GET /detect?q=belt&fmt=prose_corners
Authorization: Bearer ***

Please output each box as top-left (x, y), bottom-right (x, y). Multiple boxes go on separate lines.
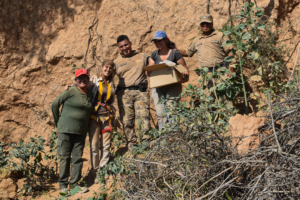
top-left (119, 86), bottom-right (139, 91)
top-left (91, 103), bottom-right (115, 134)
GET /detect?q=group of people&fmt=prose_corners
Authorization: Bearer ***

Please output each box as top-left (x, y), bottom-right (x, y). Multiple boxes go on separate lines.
top-left (51, 14), bottom-right (233, 195)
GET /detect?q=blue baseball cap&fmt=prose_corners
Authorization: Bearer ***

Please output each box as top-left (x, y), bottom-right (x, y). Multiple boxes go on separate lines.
top-left (152, 31), bottom-right (168, 42)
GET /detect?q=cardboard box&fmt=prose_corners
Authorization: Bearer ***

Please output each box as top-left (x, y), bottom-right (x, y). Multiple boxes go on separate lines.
top-left (144, 63), bottom-right (187, 88)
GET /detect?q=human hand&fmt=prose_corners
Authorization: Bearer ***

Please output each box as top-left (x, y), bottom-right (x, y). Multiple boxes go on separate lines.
top-left (180, 72), bottom-right (189, 83)
top-left (64, 85), bottom-right (71, 90)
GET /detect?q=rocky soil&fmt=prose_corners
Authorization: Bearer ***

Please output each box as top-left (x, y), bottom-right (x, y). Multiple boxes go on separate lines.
top-left (0, 0), bottom-right (300, 199)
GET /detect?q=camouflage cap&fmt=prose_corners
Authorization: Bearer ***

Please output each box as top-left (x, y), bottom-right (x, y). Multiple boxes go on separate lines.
top-left (200, 14), bottom-right (213, 23)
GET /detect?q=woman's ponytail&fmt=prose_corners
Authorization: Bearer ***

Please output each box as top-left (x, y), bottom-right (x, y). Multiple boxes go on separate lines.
top-left (165, 38), bottom-right (176, 49)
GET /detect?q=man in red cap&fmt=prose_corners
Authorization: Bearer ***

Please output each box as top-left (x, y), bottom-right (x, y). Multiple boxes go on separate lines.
top-left (52, 68), bottom-right (92, 195)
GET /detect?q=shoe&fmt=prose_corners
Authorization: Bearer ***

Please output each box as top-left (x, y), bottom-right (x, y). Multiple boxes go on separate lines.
top-left (60, 188), bottom-right (70, 197)
top-left (127, 142), bottom-right (134, 150)
top-left (72, 185), bottom-right (88, 194)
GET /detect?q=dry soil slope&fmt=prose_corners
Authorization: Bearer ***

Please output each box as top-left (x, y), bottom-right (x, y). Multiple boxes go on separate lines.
top-left (0, 0), bottom-right (299, 144)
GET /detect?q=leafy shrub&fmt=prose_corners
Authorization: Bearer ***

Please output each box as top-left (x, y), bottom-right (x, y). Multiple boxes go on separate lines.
top-left (216, 1), bottom-right (290, 113)
top-left (90, 82), bottom-right (238, 199)
top-left (92, 73), bottom-right (300, 199)
top-left (0, 132), bottom-right (58, 194)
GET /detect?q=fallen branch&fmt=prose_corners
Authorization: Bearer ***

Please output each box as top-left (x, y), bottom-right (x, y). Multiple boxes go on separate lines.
top-left (193, 166), bottom-right (233, 196)
top-left (287, 43), bottom-right (300, 84)
top-left (195, 177), bottom-right (239, 200)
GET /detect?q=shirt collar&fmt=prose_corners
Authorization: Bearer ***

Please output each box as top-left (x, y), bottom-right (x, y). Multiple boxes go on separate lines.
top-left (199, 29), bottom-right (217, 39)
top-left (99, 76), bottom-right (110, 83)
top-left (120, 50), bottom-right (138, 58)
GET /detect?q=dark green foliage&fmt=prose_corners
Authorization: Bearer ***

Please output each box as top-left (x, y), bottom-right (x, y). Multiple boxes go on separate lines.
top-left (91, 82), bottom-right (238, 199)
top-left (72, 64), bottom-right (86, 74)
top-left (0, 132), bottom-right (58, 195)
top-left (217, 1), bottom-right (290, 112)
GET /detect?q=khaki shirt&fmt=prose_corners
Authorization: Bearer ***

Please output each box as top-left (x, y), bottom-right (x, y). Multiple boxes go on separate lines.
top-left (187, 30), bottom-right (232, 68)
top-left (114, 51), bottom-right (148, 87)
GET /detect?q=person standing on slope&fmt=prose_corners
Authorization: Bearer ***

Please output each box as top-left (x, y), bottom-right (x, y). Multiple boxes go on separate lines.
top-left (114, 35), bottom-right (150, 150)
top-left (177, 14), bottom-right (234, 105)
top-left (52, 68), bottom-right (92, 195)
top-left (178, 14), bottom-right (234, 76)
top-left (147, 31), bottom-right (189, 131)
top-left (88, 60), bottom-right (116, 182)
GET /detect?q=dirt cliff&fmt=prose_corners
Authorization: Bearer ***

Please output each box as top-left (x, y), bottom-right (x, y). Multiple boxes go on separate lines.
top-left (0, 0), bottom-right (299, 146)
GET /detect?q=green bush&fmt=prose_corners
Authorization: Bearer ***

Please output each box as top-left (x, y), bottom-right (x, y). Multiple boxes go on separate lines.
top-left (0, 132), bottom-right (58, 195)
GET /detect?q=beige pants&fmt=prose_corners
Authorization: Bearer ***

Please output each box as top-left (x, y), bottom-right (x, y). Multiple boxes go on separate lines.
top-left (89, 118), bottom-right (112, 170)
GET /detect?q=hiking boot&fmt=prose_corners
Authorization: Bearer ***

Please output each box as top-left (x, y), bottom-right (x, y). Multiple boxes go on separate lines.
top-left (60, 188), bottom-right (70, 197)
top-left (127, 142), bottom-right (134, 150)
top-left (72, 185), bottom-right (88, 194)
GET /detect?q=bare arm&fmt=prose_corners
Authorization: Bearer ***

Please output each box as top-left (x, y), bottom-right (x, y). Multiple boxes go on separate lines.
top-left (145, 58), bottom-right (155, 76)
top-left (177, 49), bottom-right (189, 57)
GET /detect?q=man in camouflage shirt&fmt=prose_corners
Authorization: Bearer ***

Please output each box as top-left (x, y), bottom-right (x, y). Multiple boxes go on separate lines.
top-left (114, 35), bottom-right (150, 149)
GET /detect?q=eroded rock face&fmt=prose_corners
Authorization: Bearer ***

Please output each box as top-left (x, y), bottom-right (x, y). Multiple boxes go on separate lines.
top-left (0, 178), bottom-right (17, 199)
top-left (0, 0), bottom-right (299, 145)
top-left (229, 114), bottom-right (265, 152)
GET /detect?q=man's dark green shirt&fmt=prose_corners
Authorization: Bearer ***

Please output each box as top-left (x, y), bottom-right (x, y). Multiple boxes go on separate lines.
top-left (51, 86), bottom-right (93, 135)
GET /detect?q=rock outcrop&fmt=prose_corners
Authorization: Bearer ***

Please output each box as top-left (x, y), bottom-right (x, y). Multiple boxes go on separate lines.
top-left (229, 114), bottom-right (265, 152)
top-left (0, 178), bottom-right (17, 199)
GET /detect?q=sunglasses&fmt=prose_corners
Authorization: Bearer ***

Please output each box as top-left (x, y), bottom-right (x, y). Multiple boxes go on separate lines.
top-left (75, 76), bottom-right (89, 82)
top-left (200, 22), bottom-right (211, 27)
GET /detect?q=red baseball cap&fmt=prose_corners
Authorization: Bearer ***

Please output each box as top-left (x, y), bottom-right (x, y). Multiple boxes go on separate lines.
top-left (75, 68), bottom-right (89, 77)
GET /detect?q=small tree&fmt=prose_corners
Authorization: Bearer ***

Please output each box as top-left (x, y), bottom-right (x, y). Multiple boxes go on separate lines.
top-left (218, 1), bottom-right (289, 114)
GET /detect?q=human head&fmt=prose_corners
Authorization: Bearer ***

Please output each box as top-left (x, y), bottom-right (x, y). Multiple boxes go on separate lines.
top-left (199, 14), bottom-right (214, 34)
top-left (75, 68), bottom-right (89, 89)
top-left (117, 35), bottom-right (133, 57)
top-left (101, 60), bottom-right (115, 82)
top-left (152, 31), bottom-right (176, 49)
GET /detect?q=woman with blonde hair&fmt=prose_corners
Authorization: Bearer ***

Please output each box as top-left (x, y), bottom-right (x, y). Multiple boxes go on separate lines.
top-left (88, 60), bottom-right (116, 176)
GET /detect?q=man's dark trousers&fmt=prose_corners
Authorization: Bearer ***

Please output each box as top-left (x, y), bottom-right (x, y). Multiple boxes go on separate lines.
top-left (57, 132), bottom-right (86, 189)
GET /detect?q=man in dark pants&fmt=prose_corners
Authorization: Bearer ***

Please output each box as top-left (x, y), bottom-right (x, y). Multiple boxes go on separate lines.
top-left (114, 35), bottom-right (150, 150)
